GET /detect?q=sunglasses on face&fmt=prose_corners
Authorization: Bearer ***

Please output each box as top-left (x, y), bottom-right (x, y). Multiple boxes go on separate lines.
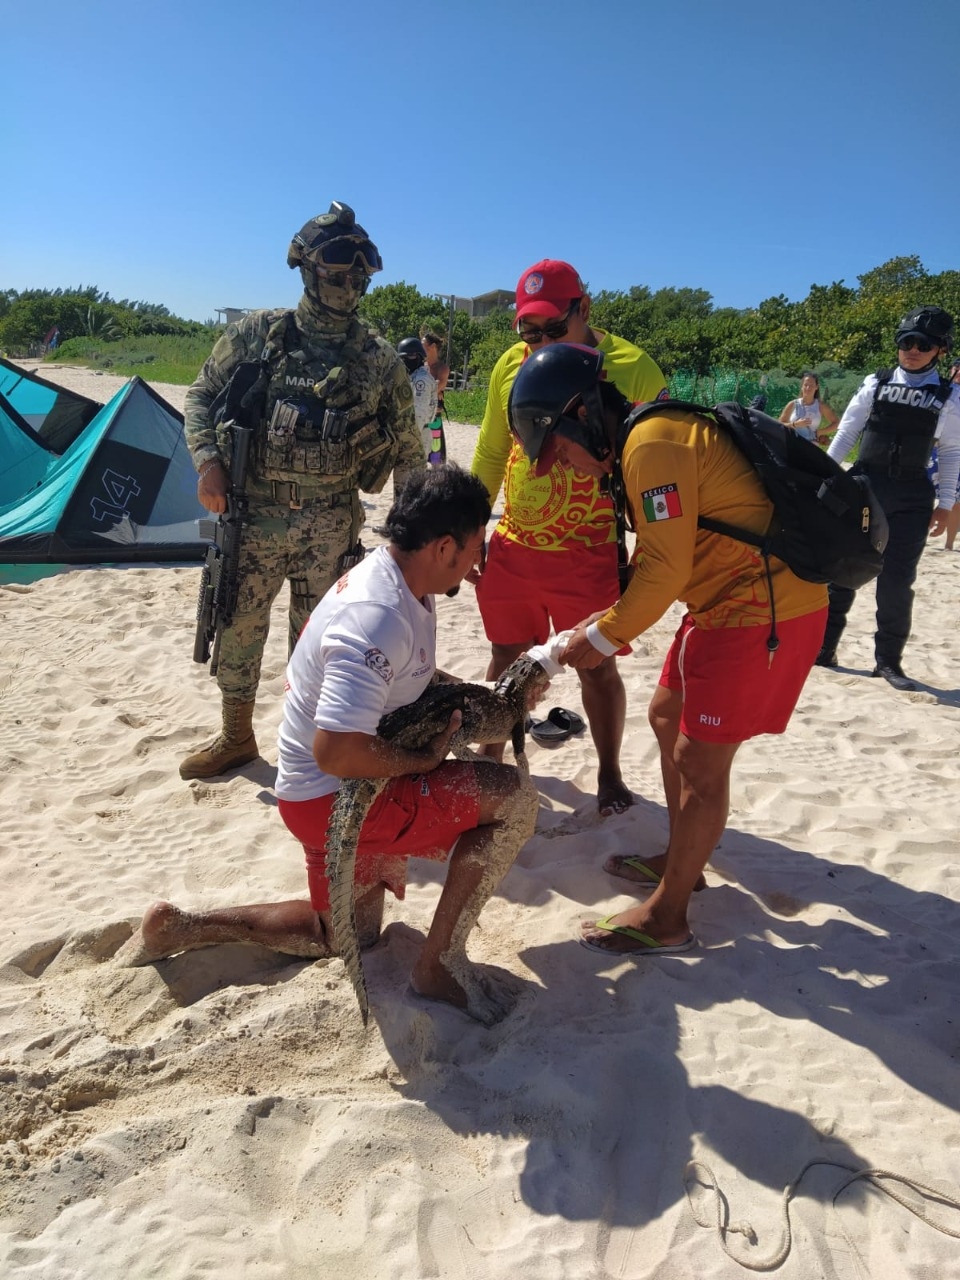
top-left (898, 337), bottom-right (935, 353)
top-left (518, 298), bottom-right (581, 345)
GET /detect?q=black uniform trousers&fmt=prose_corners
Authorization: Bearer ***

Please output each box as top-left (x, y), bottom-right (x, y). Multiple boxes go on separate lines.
top-left (821, 470), bottom-right (934, 666)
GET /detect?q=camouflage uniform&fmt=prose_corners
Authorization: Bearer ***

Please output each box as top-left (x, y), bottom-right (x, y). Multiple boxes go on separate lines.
top-left (184, 295), bottom-right (423, 706)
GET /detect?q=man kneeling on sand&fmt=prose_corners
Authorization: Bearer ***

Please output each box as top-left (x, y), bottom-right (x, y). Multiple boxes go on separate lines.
top-left (123, 467), bottom-right (538, 1025)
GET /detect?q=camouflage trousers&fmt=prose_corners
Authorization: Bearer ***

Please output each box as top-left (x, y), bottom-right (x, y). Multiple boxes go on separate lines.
top-left (215, 490), bottom-right (360, 703)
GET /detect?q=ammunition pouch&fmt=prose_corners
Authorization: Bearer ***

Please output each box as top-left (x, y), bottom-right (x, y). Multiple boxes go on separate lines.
top-left (336, 538), bottom-right (367, 575)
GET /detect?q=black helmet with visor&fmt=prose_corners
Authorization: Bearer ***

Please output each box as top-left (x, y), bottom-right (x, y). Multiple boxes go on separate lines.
top-left (508, 343), bottom-right (612, 473)
top-left (397, 337), bottom-right (427, 373)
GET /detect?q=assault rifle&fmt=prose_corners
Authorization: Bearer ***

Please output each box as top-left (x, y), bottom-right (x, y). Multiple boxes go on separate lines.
top-left (193, 424), bottom-right (253, 674)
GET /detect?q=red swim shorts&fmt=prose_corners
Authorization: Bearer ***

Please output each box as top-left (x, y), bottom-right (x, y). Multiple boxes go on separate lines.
top-left (658, 608), bottom-right (827, 744)
top-left (476, 532), bottom-right (627, 650)
top-left (278, 761), bottom-right (481, 912)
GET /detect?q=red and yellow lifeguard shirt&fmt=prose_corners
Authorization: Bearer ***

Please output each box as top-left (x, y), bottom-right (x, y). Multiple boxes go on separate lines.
top-left (471, 331), bottom-right (666, 550)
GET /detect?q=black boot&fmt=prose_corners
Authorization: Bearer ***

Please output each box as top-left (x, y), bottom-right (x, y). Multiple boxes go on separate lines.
top-left (872, 662), bottom-right (916, 692)
top-left (814, 648), bottom-right (838, 668)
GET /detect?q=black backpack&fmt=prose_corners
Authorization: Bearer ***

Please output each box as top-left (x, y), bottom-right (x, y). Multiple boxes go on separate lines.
top-left (618, 399), bottom-right (889, 591)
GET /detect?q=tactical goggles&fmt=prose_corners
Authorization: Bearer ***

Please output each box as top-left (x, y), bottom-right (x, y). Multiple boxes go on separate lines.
top-left (897, 336), bottom-right (935, 353)
top-left (306, 237), bottom-right (383, 274)
top-left (518, 299), bottom-right (581, 345)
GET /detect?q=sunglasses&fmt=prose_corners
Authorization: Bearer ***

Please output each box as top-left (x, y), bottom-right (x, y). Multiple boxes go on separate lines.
top-left (518, 298), bottom-right (581, 345)
top-left (306, 237), bottom-right (383, 274)
top-left (898, 336), bottom-right (935, 353)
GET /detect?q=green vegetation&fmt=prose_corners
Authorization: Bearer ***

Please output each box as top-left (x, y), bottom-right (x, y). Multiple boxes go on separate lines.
top-left (0, 286), bottom-right (218, 384)
top-left (445, 387), bottom-right (488, 424)
top-left (51, 333), bottom-right (216, 384)
top-left (3, 253), bottom-right (958, 417)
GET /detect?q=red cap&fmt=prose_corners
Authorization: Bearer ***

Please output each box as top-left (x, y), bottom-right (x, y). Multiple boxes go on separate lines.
top-left (515, 259), bottom-right (585, 323)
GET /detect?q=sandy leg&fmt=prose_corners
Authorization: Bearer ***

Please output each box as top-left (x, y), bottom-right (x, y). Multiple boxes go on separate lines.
top-left (410, 768), bottom-right (538, 1026)
top-left (114, 899), bottom-right (334, 966)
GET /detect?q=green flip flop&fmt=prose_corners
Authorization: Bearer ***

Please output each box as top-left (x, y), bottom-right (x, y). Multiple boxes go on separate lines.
top-left (580, 916), bottom-right (696, 956)
top-left (605, 856), bottom-right (707, 893)
top-left (605, 855), bottom-right (662, 886)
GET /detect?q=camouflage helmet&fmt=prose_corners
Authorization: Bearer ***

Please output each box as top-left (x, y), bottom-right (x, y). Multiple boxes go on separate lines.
top-left (288, 202), bottom-right (383, 318)
top-left (287, 202), bottom-right (383, 274)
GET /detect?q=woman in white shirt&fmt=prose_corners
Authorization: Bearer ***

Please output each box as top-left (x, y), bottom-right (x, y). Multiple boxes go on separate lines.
top-left (780, 372), bottom-right (839, 445)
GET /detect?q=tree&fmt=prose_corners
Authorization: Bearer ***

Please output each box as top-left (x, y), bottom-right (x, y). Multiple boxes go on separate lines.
top-left (469, 309), bottom-right (516, 380)
top-left (358, 282), bottom-right (447, 345)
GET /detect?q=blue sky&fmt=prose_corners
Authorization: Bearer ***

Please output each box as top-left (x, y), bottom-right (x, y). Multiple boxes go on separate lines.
top-left (3, 0), bottom-right (956, 322)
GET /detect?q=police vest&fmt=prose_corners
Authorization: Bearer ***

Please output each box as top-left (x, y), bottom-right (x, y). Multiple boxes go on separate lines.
top-left (858, 369), bottom-right (952, 479)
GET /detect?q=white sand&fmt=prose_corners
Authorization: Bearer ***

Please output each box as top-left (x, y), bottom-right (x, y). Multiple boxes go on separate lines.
top-left (1, 363), bottom-right (959, 1279)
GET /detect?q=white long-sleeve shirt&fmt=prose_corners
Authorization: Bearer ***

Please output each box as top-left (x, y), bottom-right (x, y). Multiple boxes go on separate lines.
top-left (827, 366), bottom-right (960, 510)
top-left (410, 365), bottom-right (438, 432)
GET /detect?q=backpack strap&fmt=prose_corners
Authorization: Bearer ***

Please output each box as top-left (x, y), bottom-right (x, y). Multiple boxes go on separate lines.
top-left (610, 399), bottom-right (713, 592)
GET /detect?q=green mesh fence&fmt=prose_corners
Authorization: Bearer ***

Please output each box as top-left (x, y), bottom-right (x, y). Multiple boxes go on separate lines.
top-left (667, 370), bottom-right (795, 417)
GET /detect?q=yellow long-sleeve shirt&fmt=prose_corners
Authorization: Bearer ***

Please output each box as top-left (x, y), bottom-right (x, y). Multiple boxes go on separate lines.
top-left (471, 331), bottom-right (666, 550)
top-left (591, 409), bottom-right (828, 652)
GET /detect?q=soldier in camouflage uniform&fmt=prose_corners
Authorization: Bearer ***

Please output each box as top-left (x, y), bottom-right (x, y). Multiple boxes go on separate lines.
top-left (180, 202), bottom-right (425, 780)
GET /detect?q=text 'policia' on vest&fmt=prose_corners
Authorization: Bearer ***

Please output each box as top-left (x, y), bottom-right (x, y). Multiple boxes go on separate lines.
top-left (858, 368), bottom-right (954, 480)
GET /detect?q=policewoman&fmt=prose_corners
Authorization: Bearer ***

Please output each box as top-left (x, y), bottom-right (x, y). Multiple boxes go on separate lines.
top-left (180, 203), bottom-right (424, 779)
top-left (817, 307), bottom-right (960, 690)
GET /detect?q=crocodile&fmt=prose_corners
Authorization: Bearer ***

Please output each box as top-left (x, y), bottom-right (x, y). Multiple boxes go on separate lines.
top-left (325, 652), bottom-right (551, 1024)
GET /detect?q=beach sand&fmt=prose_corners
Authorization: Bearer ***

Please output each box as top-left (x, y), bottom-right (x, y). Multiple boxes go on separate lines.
top-left (1, 363), bottom-right (959, 1279)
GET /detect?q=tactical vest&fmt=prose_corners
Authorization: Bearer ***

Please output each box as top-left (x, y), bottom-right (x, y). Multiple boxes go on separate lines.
top-left (216, 310), bottom-right (400, 500)
top-left (858, 368), bottom-right (952, 479)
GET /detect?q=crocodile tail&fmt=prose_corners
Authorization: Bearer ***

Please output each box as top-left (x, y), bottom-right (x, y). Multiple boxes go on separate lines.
top-left (326, 778), bottom-right (382, 1025)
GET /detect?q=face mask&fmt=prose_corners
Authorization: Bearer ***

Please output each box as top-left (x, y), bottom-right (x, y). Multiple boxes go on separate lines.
top-left (301, 265), bottom-right (369, 317)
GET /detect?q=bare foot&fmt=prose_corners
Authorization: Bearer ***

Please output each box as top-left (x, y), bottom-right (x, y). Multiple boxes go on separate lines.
top-left (409, 956), bottom-right (522, 1026)
top-left (114, 900), bottom-right (336, 967)
top-left (603, 853), bottom-right (707, 892)
top-left (113, 901), bottom-right (197, 966)
top-left (597, 774), bottom-right (634, 817)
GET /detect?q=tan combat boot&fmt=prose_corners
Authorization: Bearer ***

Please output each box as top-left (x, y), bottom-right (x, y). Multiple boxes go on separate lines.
top-left (179, 699), bottom-right (259, 780)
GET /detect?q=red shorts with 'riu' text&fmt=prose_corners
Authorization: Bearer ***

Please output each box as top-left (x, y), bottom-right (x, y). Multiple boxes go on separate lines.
top-left (658, 608), bottom-right (827, 744)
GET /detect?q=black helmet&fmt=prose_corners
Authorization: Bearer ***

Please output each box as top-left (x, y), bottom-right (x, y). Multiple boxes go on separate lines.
top-left (397, 337), bottom-right (427, 373)
top-left (895, 306), bottom-right (954, 351)
top-left (508, 343), bottom-right (611, 470)
top-left (287, 201), bottom-right (383, 274)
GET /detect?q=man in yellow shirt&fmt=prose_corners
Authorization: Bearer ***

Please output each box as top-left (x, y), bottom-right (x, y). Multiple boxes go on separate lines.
top-left (471, 260), bottom-right (667, 816)
top-left (508, 344), bottom-right (827, 957)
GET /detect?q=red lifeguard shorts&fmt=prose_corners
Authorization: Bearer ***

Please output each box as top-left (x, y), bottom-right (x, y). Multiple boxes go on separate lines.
top-left (476, 532), bottom-right (628, 652)
top-left (658, 608), bottom-right (827, 744)
top-left (278, 761), bottom-right (481, 912)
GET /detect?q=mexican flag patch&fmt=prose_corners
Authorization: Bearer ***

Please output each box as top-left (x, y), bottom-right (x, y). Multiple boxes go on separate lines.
top-left (641, 484), bottom-right (682, 522)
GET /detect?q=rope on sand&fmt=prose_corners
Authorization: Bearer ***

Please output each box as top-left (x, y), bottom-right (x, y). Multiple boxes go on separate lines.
top-left (683, 1157), bottom-right (960, 1272)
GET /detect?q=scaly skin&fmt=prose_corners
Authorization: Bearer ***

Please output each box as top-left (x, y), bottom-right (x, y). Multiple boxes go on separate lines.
top-left (326, 655), bottom-right (550, 1023)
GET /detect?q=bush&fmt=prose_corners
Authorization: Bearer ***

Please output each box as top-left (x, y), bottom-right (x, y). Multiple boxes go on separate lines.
top-left (48, 332), bottom-right (217, 384)
top-left (445, 386), bottom-right (487, 425)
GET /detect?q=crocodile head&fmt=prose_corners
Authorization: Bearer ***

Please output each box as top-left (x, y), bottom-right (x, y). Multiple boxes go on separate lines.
top-left (494, 654), bottom-right (552, 708)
